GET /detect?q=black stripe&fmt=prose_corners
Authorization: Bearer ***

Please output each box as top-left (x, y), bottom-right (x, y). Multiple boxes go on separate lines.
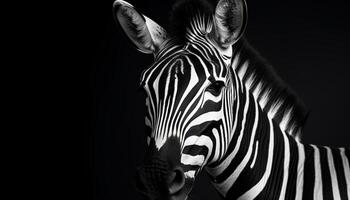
top-left (182, 164), bottom-right (199, 173)
top-left (319, 146), bottom-right (334, 200)
top-left (302, 144), bottom-right (315, 200)
top-left (332, 148), bottom-right (348, 200)
top-left (285, 136), bottom-right (298, 200)
top-left (182, 145), bottom-right (209, 157)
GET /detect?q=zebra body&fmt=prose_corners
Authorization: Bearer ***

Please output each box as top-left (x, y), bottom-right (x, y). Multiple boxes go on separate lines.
top-left (113, 0), bottom-right (350, 199)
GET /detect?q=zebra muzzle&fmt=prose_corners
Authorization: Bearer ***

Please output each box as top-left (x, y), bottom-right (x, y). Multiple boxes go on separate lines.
top-left (135, 138), bottom-right (187, 200)
top-left (136, 157), bottom-right (170, 199)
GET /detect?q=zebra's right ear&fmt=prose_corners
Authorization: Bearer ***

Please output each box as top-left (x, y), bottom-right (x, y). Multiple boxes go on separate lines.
top-left (113, 0), bottom-right (167, 54)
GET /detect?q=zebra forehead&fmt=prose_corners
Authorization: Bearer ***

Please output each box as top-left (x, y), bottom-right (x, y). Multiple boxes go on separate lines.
top-left (141, 52), bottom-right (222, 88)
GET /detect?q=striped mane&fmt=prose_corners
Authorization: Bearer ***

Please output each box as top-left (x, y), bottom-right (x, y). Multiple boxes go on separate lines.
top-left (168, 0), bottom-right (309, 139)
top-left (233, 39), bottom-right (309, 139)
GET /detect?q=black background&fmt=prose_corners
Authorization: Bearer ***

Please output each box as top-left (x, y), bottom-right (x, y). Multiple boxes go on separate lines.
top-left (55, 0), bottom-right (350, 199)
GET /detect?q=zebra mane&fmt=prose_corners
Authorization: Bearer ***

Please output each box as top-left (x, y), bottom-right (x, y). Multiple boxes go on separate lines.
top-left (168, 0), bottom-right (215, 42)
top-left (233, 39), bottom-right (309, 139)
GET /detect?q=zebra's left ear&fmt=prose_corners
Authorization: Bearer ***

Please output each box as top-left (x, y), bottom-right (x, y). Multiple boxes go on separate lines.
top-left (211, 0), bottom-right (248, 48)
top-left (113, 0), bottom-right (167, 54)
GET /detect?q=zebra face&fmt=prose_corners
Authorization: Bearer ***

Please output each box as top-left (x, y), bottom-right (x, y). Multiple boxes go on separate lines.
top-left (141, 51), bottom-right (228, 149)
top-left (113, 0), bottom-right (247, 199)
top-left (137, 48), bottom-right (230, 199)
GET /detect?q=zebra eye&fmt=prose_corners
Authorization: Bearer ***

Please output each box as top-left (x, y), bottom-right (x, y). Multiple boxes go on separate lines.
top-left (207, 80), bottom-right (225, 94)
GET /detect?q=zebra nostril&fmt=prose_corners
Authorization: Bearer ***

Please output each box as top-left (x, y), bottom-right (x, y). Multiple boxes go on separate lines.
top-left (167, 167), bottom-right (185, 195)
top-left (135, 164), bottom-right (170, 199)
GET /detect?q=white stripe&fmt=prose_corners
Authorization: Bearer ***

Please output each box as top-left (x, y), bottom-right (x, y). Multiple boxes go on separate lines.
top-left (231, 71), bottom-right (241, 139)
top-left (202, 90), bottom-right (222, 105)
top-left (220, 125), bottom-right (225, 162)
top-left (250, 141), bottom-right (259, 169)
top-left (295, 141), bottom-right (305, 200)
top-left (220, 125), bottom-right (226, 160)
top-left (252, 82), bottom-right (263, 98)
top-left (259, 88), bottom-right (271, 109)
top-left (161, 99), bottom-right (172, 141)
top-left (238, 60), bottom-right (248, 80)
top-left (340, 148), bottom-right (350, 199)
top-left (245, 73), bottom-right (256, 90)
top-left (167, 72), bottom-right (178, 137)
top-left (237, 118), bottom-right (275, 200)
top-left (183, 135), bottom-right (212, 147)
top-left (155, 102), bottom-right (167, 149)
top-left (278, 130), bottom-right (290, 200)
top-left (212, 128), bottom-right (221, 163)
top-left (325, 147), bottom-right (341, 200)
top-left (145, 116), bottom-right (151, 128)
top-left (231, 53), bottom-right (240, 70)
top-left (163, 61), bottom-right (174, 99)
top-left (311, 145), bottom-right (323, 200)
top-left (181, 154), bottom-right (205, 166)
top-left (280, 107), bottom-right (293, 132)
top-left (184, 170), bottom-right (196, 179)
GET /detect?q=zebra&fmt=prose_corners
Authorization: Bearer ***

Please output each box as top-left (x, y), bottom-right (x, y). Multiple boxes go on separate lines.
top-left (113, 0), bottom-right (350, 199)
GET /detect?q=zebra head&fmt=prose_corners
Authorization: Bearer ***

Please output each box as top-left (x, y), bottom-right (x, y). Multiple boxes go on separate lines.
top-left (113, 0), bottom-right (247, 199)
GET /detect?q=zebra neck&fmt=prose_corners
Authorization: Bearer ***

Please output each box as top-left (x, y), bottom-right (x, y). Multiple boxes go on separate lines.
top-left (206, 74), bottom-right (350, 199)
top-left (204, 55), bottom-right (296, 198)
top-left (205, 76), bottom-right (295, 197)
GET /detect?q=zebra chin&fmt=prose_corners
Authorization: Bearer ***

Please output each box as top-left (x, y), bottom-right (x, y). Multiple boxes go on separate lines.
top-left (135, 137), bottom-right (198, 200)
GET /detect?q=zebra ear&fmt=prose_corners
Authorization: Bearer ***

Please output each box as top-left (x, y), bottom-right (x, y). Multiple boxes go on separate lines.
top-left (113, 0), bottom-right (167, 54)
top-left (211, 0), bottom-right (248, 48)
